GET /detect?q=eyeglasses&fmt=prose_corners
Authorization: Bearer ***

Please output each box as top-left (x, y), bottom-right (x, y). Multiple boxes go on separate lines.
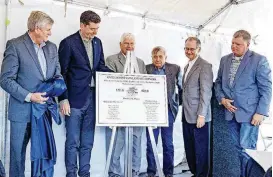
top-left (184, 47), bottom-right (198, 52)
top-left (123, 42), bottom-right (135, 46)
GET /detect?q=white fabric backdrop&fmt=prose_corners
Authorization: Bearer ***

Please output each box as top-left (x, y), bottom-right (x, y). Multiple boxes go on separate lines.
top-left (0, 1), bottom-right (272, 176)
top-left (0, 0), bottom-right (7, 163)
top-left (1, 2), bottom-right (191, 176)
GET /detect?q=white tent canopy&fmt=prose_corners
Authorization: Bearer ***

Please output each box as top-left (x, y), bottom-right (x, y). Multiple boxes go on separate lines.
top-left (0, 0), bottom-right (272, 176)
top-left (56, 0), bottom-right (273, 34)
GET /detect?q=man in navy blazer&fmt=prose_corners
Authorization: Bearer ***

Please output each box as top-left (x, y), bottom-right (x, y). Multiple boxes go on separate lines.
top-left (0, 11), bottom-right (61, 177)
top-left (58, 10), bottom-right (112, 177)
top-left (215, 30), bottom-right (272, 177)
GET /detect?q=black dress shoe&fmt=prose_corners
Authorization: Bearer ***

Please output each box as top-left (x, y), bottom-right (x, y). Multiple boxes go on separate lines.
top-left (147, 173), bottom-right (155, 177)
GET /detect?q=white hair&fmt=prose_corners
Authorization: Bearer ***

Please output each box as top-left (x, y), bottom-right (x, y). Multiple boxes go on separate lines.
top-left (27, 11), bottom-right (54, 31)
top-left (120, 33), bottom-right (135, 43)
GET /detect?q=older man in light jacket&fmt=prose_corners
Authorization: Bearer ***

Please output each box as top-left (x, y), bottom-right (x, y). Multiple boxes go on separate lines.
top-left (105, 33), bottom-right (147, 177)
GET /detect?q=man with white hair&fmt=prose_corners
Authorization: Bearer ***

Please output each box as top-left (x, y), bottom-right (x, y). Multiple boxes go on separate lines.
top-left (105, 33), bottom-right (147, 177)
top-left (0, 11), bottom-right (61, 176)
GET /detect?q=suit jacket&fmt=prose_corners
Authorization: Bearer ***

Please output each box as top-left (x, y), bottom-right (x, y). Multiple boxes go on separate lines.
top-left (214, 50), bottom-right (272, 122)
top-left (0, 32), bottom-right (62, 123)
top-left (58, 31), bottom-right (112, 109)
top-left (146, 62), bottom-right (182, 119)
top-left (182, 57), bottom-right (213, 123)
top-left (105, 52), bottom-right (147, 74)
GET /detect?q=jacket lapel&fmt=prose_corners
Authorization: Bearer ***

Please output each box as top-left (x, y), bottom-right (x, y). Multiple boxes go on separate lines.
top-left (42, 45), bottom-right (51, 80)
top-left (92, 38), bottom-right (99, 69)
top-left (146, 64), bottom-right (155, 74)
top-left (23, 33), bottom-right (44, 78)
top-left (184, 57), bottom-right (201, 85)
top-left (165, 62), bottom-right (172, 78)
top-left (224, 55), bottom-right (233, 88)
top-left (182, 64), bottom-right (189, 85)
top-left (118, 52), bottom-right (126, 67)
top-left (232, 50), bottom-right (252, 87)
top-left (76, 31), bottom-right (90, 67)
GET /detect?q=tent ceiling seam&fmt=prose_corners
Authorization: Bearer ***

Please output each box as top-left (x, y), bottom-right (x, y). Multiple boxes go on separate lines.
top-left (54, 0), bottom-right (198, 30)
top-left (197, 0), bottom-right (238, 32)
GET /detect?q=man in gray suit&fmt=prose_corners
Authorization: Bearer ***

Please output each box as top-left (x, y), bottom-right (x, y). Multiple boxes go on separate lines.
top-left (105, 33), bottom-right (147, 177)
top-left (146, 46), bottom-right (182, 177)
top-left (0, 11), bottom-right (61, 177)
top-left (182, 37), bottom-right (213, 177)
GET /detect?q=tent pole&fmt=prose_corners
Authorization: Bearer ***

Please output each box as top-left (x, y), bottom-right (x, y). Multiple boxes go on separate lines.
top-left (212, 5), bottom-right (233, 33)
top-left (237, 0), bottom-right (259, 4)
top-left (197, 0), bottom-right (239, 32)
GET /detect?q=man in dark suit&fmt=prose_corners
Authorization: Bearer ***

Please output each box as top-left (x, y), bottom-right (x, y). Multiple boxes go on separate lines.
top-left (0, 11), bottom-right (61, 177)
top-left (182, 37), bottom-right (213, 177)
top-left (146, 46), bottom-right (182, 177)
top-left (58, 10), bottom-right (112, 177)
top-left (214, 30), bottom-right (272, 177)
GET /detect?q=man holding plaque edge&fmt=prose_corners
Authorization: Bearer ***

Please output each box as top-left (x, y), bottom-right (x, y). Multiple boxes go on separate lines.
top-left (105, 33), bottom-right (147, 177)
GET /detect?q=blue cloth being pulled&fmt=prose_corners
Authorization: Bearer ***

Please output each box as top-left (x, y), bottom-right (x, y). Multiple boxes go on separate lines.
top-left (0, 160), bottom-right (5, 177)
top-left (31, 77), bottom-right (66, 177)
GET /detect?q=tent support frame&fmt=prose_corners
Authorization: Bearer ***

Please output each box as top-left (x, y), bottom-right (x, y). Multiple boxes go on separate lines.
top-left (54, 0), bottom-right (198, 30)
top-left (198, 0), bottom-right (259, 32)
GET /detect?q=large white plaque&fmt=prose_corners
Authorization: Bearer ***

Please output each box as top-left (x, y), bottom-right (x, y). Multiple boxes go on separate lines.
top-left (96, 72), bottom-right (168, 127)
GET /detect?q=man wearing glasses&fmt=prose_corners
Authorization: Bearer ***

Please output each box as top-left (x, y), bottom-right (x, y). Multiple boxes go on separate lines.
top-left (58, 10), bottom-right (112, 177)
top-left (182, 37), bottom-right (213, 177)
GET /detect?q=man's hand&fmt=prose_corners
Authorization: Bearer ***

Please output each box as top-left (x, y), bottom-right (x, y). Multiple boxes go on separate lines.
top-left (30, 92), bottom-right (48, 104)
top-left (251, 113), bottom-right (264, 126)
top-left (221, 98), bottom-right (237, 113)
top-left (60, 100), bottom-right (71, 116)
top-left (196, 116), bottom-right (205, 128)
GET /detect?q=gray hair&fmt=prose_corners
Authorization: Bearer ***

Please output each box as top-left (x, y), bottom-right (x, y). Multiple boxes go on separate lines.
top-left (120, 33), bottom-right (135, 43)
top-left (27, 11), bottom-right (54, 31)
top-left (185, 37), bottom-right (201, 48)
top-left (151, 46), bottom-right (167, 56)
top-left (233, 30), bottom-right (251, 43)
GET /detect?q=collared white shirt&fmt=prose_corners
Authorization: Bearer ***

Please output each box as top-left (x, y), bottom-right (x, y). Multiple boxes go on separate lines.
top-left (122, 53), bottom-right (126, 58)
top-left (184, 56), bottom-right (205, 118)
top-left (25, 33), bottom-right (47, 102)
top-left (184, 56), bottom-right (199, 82)
top-left (28, 33), bottom-right (47, 78)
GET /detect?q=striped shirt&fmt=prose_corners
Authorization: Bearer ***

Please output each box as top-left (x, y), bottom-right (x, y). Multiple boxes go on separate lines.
top-left (229, 55), bottom-right (244, 86)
